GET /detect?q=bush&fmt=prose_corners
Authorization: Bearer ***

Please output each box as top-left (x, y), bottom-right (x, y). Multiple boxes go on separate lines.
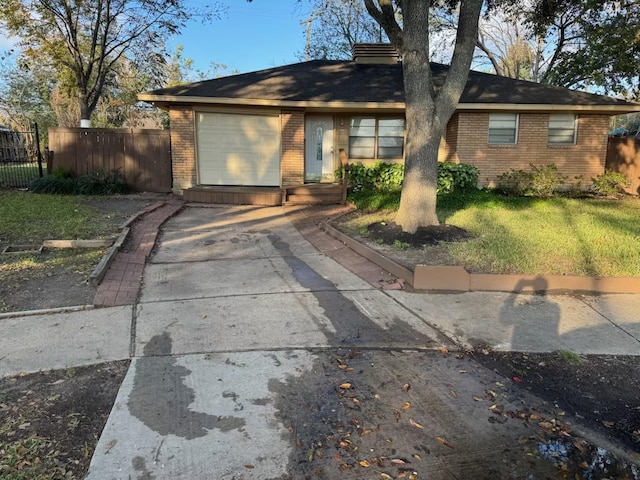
top-left (29, 175), bottom-right (78, 194)
top-left (529, 164), bottom-right (567, 197)
top-left (338, 161), bottom-right (478, 195)
top-left (437, 162), bottom-right (479, 194)
top-left (497, 169), bottom-right (533, 196)
top-left (29, 168), bottom-right (128, 195)
top-left (497, 164), bottom-right (567, 197)
top-left (591, 171), bottom-right (632, 196)
top-left (76, 168), bottom-right (127, 195)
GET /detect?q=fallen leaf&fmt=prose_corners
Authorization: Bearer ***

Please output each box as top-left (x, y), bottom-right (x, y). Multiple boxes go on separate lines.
top-left (391, 458), bottom-right (407, 465)
top-left (409, 419), bottom-right (424, 429)
top-left (459, 369), bottom-right (467, 373)
top-left (307, 448), bottom-right (315, 462)
top-left (352, 397), bottom-right (361, 405)
top-left (244, 465), bottom-right (255, 469)
top-left (50, 379), bottom-right (65, 385)
top-left (449, 389), bottom-right (457, 398)
top-left (403, 383), bottom-right (411, 392)
top-left (603, 421), bottom-right (615, 428)
top-left (513, 376), bottom-right (523, 383)
top-left (381, 474), bottom-right (394, 480)
top-left (436, 436), bottom-right (454, 449)
top-left (17, 422), bottom-right (31, 429)
top-left (496, 382), bottom-right (505, 387)
top-left (104, 439), bottom-right (117, 454)
top-left (439, 346), bottom-right (449, 355)
top-left (401, 402), bottom-right (412, 410)
top-left (339, 383), bottom-right (352, 390)
top-left (359, 460), bottom-right (371, 467)
top-left (473, 396), bottom-right (484, 402)
top-left (338, 364), bottom-right (348, 370)
top-left (413, 454), bottom-right (422, 461)
top-left (334, 454), bottom-right (343, 461)
top-left (361, 429), bottom-right (373, 436)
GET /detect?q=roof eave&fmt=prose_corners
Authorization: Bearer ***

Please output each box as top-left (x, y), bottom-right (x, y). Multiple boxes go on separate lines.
top-left (137, 94), bottom-right (640, 114)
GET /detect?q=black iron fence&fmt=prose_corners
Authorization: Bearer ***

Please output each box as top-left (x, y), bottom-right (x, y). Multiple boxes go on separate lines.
top-left (0, 124), bottom-right (44, 189)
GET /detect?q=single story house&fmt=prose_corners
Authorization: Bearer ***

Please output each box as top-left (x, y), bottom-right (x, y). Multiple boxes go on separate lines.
top-left (139, 44), bottom-right (640, 205)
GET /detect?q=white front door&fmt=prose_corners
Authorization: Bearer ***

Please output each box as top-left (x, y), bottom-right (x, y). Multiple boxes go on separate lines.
top-left (305, 115), bottom-right (334, 182)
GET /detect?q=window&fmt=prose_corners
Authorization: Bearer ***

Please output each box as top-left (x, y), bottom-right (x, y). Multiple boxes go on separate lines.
top-left (548, 114), bottom-right (577, 144)
top-left (488, 113), bottom-right (518, 145)
top-left (349, 117), bottom-right (405, 159)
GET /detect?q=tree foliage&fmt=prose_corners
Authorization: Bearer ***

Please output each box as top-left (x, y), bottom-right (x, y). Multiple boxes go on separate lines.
top-left (302, 0), bottom-right (388, 60)
top-left (0, 0), bottom-right (223, 125)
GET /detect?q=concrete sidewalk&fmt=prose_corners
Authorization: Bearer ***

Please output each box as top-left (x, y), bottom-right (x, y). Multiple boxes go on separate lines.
top-left (82, 205), bottom-right (638, 479)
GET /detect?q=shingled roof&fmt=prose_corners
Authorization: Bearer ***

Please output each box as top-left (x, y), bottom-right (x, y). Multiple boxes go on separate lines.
top-left (140, 60), bottom-right (639, 112)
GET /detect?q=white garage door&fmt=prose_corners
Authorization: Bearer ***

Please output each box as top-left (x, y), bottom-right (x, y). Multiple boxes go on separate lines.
top-left (197, 112), bottom-right (281, 186)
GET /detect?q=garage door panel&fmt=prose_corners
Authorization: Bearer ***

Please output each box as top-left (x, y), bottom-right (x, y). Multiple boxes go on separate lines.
top-left (197, 113), bottom-right (281, 186)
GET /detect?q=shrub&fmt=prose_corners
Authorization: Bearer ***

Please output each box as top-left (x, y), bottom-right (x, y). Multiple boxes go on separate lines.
top-left (529, 164), bottom-right (567, 197)
top-left (497, 169), bottom-right (533, 196)
top-left (76, 168), bottom-right (128, 195)
top-left (51, 166), bottom-right (73, 179)
top-left (339, 161), bottom-right (478, 195)
top-left (29, 175), bottom-right (77, 194)
top-left (591, 171), bottom-right (632, 196)
top-left (437, 162), bottom-right (479, 194)
top-left (29, 168), bottom-right (127, 195)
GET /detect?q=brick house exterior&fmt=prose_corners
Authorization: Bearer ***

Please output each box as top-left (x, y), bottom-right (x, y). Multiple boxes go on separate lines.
top-left (140, 45), bottom-right (640, 199)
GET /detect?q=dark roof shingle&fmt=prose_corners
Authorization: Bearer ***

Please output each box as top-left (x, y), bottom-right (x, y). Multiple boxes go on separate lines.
top-left (145, 60), bottom-right (636, 107)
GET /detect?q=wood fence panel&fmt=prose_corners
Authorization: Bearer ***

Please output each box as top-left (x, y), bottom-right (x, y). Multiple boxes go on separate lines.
top-left (606, 138), bottom-right (640, 195)
top-left (48, 128), bottom-right (171, 193)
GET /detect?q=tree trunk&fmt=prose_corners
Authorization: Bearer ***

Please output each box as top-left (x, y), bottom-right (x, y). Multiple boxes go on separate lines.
top-left (394, 52), bottom-right (444, 232)
top-left (79, 98), bottom-right (92, 128)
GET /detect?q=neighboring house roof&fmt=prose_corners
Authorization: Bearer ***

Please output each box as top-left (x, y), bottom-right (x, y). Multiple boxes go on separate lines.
top-left (140, 60), bottom-right (640, 113)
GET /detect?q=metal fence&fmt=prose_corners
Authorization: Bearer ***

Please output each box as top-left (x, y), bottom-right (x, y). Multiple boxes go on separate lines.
top-left (0, 124), bottom-right (44, 189)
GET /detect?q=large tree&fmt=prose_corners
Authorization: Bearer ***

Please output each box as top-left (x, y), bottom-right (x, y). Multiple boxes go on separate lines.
top-left (0, 0), bottom-right (222, 127)
top-left (363, 0), bottom-right (483, 232)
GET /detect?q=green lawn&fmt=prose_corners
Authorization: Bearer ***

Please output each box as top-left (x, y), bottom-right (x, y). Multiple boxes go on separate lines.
top-left (350, 189), bottom-right (640, 277)
top-left (0, 163), bottom-right (43, 188)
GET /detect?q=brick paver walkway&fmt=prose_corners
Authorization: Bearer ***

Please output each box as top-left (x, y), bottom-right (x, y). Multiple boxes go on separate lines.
top-left (93, 200), bottom-right (184, 307)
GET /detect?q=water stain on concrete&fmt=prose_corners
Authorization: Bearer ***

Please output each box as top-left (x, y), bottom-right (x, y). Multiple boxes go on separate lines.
top-left (128, 332), bottom-right (246, 439)
top-left (132, 456), bottom-right (156, 480)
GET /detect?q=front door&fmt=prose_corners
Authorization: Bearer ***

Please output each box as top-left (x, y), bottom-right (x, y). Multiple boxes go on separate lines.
top-left (305, 115), bottom-right (334, 182)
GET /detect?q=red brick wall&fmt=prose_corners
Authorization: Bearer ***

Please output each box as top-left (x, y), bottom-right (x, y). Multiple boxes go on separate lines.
top-left (281, 109), bottom-right (305, 185)
top-left (169, 107), bottom-right (196, 194)
top-left (453, 112), bottom-right (609, 187)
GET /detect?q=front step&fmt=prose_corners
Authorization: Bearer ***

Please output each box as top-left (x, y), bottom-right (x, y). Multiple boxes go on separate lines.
top-left (284, 184), bottom-right (345, 204)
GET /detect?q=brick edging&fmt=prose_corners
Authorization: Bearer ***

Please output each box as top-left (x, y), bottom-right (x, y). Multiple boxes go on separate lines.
top-left (321, 221), bottom-right (640, 294)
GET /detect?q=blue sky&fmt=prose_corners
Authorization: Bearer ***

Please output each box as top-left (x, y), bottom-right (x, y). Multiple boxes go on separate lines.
top-left (170, 0), bottom-right (313, 76)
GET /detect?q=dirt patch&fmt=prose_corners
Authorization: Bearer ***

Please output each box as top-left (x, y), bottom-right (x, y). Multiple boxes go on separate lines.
top-left (0, 361), bottom-right (129, 479)
top-left (331, 210), bottom-right (471, 270)
top-left (472, 348), bottom-right (640, 453)
top-left (0, 194), bottom-right (157, 312)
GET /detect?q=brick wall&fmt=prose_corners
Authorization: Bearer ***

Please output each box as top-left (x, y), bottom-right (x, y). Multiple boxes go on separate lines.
top-left (169, 107), bottom-right (196, 194)
top-left (281, 109), bottom-right (305, 185)
top-left (454, 112), bottom-right (609, 187)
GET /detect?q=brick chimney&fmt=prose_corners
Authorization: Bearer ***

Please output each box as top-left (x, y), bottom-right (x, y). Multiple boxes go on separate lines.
top-left (352, 43), bottom-right (400, 64)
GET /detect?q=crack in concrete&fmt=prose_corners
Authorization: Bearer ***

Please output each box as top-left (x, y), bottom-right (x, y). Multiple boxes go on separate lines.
top-left (577, 297), bottom-right (640, 343)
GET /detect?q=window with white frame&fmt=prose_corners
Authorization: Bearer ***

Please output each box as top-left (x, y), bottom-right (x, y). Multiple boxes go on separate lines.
top-left (349, 117), bottom-right (405, 159)
top-left (548, 114), bottom-right (577, 144)
top-left (488, 113), bottom-right (519, 145)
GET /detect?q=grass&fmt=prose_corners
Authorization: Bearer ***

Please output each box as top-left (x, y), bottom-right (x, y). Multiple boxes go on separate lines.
top-left (347, 189), bottom-right (640, 277)
top-left (0, 191), bottom-right (122, 312)
top-left (0, 191), bottom-right (116, 244)
top-left (0, 164), bottom-right (42, 188)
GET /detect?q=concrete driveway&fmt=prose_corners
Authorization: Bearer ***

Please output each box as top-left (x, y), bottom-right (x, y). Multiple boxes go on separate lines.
top-left (85, 205), bottom-right (638, 479)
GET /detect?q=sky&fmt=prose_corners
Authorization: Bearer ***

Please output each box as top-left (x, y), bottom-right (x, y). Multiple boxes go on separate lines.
top-left (169, 0), bottom-right (314, 76)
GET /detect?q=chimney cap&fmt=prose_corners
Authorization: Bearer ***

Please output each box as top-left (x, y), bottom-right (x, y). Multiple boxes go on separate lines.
top-left (352, 43), bottom-right (400, 64)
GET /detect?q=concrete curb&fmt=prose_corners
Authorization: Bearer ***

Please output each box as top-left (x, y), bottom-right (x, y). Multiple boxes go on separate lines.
top-left (88, 226), bottom-right (131, 286)
top-left (0, 304), bottom-right (95, 320)
top-left (321, 221), bottom-right (640, 295)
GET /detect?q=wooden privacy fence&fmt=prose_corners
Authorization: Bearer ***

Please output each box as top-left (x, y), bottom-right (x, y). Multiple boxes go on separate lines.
top-left (48, 128), bottom-right (172, 193)
top-left (606, 137), bottom-right (640, 195)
